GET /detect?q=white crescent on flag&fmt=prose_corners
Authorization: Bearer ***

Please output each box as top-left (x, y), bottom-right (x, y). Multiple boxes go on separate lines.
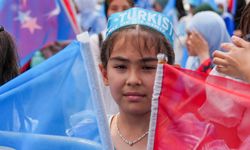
top-left (47, 0), bottom-right (61, 18)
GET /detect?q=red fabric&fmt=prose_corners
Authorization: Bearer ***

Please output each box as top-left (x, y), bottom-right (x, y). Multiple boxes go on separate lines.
top-left (61, 0), bottom-right (81, 34)
top-left (153, 64), bottom-right (250, 150)
top-left (228, 0), bottom-right (233, 12)
top-left (20, 59), bottom-right (31, 73)
top-left (197, 58), bottom-right (213, 74)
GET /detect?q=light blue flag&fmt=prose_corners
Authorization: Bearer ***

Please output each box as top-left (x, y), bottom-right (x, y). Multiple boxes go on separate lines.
top-left (162, 0), bottom-right (178, 28)
top-left (0, 33), bottom-right (113, 150)
top-left (0, 131), bottom-right (102, 150)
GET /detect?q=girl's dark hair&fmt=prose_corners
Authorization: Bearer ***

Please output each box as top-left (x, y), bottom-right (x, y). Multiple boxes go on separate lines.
top-left (234, 0), bottom-right (246, 30)
top-left (239, 2), bottom-right (250, 38)
top-left (0, 27), bottom-right (19, 85)
top-left (101, 25), bottom-right (175, 68)
top-left (104, 0), bottom-right (135, 19)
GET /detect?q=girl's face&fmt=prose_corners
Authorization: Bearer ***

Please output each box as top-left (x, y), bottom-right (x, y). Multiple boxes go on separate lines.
top-left (100, 37), bottom-right (157, 115)
top-left (107, 0), bottom-right (131, 17)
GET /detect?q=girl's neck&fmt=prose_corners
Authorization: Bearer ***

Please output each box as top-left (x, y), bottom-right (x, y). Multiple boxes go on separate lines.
top-left (117, 111), bottom-right (150, 134)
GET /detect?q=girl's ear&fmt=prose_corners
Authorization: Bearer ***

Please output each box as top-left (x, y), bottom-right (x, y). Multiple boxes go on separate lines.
top-left (99, 64), bottom-right (109, 86)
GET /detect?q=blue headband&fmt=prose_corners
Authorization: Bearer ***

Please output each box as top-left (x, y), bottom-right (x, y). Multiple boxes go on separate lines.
top-left (106, 8), bottom-right (174, 46)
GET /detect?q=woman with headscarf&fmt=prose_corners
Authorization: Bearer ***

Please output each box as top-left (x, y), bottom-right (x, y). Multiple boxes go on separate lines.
top-left (185, 11), bottom-right (231, 73)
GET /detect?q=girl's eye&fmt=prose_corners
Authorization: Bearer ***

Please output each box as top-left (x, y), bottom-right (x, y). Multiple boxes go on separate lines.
top-left (114, 65), bottom-right (127, 70)
top-left (142, 66), bottom-right (156, 70)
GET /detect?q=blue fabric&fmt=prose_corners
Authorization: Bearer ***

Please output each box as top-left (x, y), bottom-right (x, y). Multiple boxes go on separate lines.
top-left (181, 47), bottom-right (189, 68)
top-left (223, 13), bottom-right (234, 36)
top-left (162, 0), bottom-right (176, 15)
top-left (0, 131), bottom-right (102, 150)
top-left (0, 0), bottom-right (75, 65)
top-left (107, 7), bottom-right (174, 46)
top-left (162, 0), bottom-right (178, 27)
top-left (186, 11), bottom-right (231, 57)
top-left (0, 41), bottom-right (102, 143)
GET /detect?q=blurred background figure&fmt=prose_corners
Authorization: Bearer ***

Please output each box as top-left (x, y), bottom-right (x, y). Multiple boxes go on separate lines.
top-left (213, 1), bottom-right (250, 82)
top-left (215, 0), bottom-right (234, 36)
top-left (0, 26), bottom-right (19, 86)
top-left (31, 41), bottom-right (69, 67)
top-left (73, 0), bottom-right (106, 34)
top-left (20, 41), bottom-right (69, 73)
top-left (174, 0), bottom-right (200, 67)
top-left (239, 0), bottom-right (250, 38)
top-left (185, 11), bottom-right (231, 73)
top-left (153, 0), bottom-right (168, 12)
top-left (232, 0), bottom-right (246, 37)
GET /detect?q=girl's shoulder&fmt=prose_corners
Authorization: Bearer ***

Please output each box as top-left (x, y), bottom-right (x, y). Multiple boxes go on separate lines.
top-left (107, 114), bottom-right (116, 128)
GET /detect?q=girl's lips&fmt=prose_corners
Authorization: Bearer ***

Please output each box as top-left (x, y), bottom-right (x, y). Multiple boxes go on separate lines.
top-left (123, 92), bottom-right (145, 102)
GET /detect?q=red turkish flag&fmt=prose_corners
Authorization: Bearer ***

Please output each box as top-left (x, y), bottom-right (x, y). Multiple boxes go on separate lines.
top-left (149, 64), bottom-right (250, 150)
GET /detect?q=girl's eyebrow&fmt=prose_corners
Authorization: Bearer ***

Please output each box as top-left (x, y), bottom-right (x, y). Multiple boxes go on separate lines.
top-left (109, 56), bottom-right (129, 62)
top-left (109, 56), bottom-right (157, 63)
top-left (141, 57), bottom-right (158, 63)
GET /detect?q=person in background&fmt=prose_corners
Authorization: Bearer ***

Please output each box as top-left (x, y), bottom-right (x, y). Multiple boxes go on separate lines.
top-left (233, 0), bottom-right (246, 34)
top-left (74, 0), bottom-right (106, 34)
top-left (213, 2), bottom-right (250, 82)
top-left (185, 11), bottom-right (231, 73)
top-left (20, 41), bottom-right (69, 73)
top-left (152, 0), bottom-right (168, 12)
top-left (173, 0), bottom-right (200, 67)
top-left (215, 0), bottom-right (234, 36)
top-left (0, 25), bottom-right (19, 85)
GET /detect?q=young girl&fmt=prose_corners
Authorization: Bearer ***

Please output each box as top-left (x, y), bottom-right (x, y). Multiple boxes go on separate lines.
top-left (99, 8), bottom-right (175, 150)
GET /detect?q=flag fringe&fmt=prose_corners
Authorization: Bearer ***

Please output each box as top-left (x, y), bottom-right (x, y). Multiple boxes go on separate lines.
top-left (77, 33), bottom-right (113, 150)
top-left (147, 63), bottom-right (164, 150)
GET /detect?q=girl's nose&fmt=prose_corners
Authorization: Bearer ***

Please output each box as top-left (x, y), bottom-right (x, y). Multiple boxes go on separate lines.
top-left (126, 70), bottom-right (142, 86)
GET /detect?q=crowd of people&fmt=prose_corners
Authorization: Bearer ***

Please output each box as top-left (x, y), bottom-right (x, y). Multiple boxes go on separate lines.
top-left (1, 0), bottom-right (250, 149)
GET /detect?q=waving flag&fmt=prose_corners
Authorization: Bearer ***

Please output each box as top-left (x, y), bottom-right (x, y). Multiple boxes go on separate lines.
top-left (228, 0), bottom-right (237, 16)
top-left (0, 0), bottom-right (79, 65)
top-left (147, 63), bottom-right (250, 150)
top-left (162, 0), bottom-right (178, 26)
top-left (0, 131), bottom-right (102, 150)
top-left (0, 33), bottom-right (113, 150)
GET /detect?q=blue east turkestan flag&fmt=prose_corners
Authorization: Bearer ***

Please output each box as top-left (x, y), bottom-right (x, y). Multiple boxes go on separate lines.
top-left (0, 0), bottom-right (76, 65)
top-left (0, 33), bottom-right (113, 150)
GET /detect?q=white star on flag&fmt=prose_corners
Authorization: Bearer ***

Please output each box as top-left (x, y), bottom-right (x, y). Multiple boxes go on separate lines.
top-left (21, 17), bottom-right (42, 34)
top-left (15, 10), bottom-right (31, 23)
